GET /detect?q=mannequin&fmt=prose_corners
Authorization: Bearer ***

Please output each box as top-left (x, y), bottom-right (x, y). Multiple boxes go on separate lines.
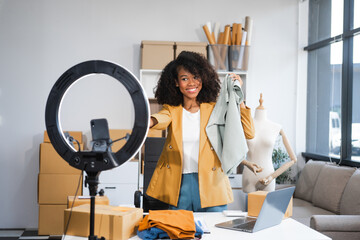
top-left (242, 94), bottom-right (297, 193)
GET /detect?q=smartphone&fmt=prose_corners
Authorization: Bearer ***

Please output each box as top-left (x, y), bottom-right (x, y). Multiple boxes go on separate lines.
top-left (90, 118), bottom-right (110, 152)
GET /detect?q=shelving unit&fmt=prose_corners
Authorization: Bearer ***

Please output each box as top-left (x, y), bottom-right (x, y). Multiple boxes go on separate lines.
top-left (139, 69), bottom-right (162, 99)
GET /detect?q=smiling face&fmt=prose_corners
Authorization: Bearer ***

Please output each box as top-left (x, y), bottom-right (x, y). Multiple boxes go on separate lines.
top-left (176, 66), bottom-right (202, 104)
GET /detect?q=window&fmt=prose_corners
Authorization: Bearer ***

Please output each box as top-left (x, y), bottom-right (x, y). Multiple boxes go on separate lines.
top-left (306, 42), bottom-right (342, 157)
top-left (305, 0), bottom-right (360, 165)
top-left (352, 34), bottom-right (360, 160)
top-left (354, 0), bottom-right (360, 29)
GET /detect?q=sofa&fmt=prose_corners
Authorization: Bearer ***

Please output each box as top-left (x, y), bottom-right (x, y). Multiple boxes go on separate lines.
top-left (291, 160), bottom-right (360, 240)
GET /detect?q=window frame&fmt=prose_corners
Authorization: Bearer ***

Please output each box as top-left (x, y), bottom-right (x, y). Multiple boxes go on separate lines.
top-left (304, 0), bottom-right (360, 167)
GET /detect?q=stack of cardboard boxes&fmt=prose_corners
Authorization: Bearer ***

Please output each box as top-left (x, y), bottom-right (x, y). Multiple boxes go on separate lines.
top-left (38, 131), bottom-right (84, 235)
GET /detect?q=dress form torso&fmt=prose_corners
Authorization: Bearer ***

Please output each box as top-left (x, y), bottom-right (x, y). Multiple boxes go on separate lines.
top-left (242, 108), bottom-right (281, 193)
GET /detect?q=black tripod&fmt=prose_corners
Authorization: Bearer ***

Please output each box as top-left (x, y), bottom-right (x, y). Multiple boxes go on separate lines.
top-left (85, 171), bottom-right (105, 240)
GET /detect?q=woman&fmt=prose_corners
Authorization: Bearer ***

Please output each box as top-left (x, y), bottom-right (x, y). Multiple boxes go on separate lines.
top-left (146, 51), bottom-right (261, 212)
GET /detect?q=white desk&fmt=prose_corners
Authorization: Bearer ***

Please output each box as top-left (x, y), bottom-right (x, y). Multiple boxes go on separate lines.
top-left (64, 212), bottom-right (331, 240)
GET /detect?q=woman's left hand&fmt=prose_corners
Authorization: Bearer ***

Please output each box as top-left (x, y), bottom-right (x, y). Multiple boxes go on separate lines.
top-left (229, 73), bottom-right (243, 87)
top-left (230, 73), bottom-right (245, 108)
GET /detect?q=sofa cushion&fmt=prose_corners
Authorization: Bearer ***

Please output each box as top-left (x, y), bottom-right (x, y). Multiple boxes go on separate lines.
top-left (294, 160), bottom-right (326, 202)
top-left (312, 164), bottom-right (356, 214)
top-left (340, 169), bottom-right (360, 215)
top-left (292, 198), bottom-right (335, 226)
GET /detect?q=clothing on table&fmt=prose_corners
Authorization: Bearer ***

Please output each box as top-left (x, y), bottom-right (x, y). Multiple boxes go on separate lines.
top-left (137, 209), bottom-right (200, 239)
top-left (206, 74), bottom-right (249, 175)
top-left (137, 219), bottom-right (204, 239)
top-left (137, 227), bottom-right (169, 240)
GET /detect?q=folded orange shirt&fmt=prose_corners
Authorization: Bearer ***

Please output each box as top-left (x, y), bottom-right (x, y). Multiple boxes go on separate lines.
top-left (138, 210), bottom-right (196, 239)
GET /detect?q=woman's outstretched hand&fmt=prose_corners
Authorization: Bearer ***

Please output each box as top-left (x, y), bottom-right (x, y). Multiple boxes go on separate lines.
top-left (149, 117), bottom-right (158, 128)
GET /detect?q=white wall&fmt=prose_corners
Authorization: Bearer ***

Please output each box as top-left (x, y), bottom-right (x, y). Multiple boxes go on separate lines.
top-left (0, 0), bottom-right (306, 228)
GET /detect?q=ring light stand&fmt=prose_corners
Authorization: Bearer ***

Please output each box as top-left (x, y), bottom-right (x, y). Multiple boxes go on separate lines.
top-left (45, 60), bottom-right (149, 240)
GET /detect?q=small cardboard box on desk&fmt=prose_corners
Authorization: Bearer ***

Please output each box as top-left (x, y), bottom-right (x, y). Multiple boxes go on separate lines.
top-left (248, 191), bottom-right (293, 218)
top-left (64, 204), bottom-right (143, 240)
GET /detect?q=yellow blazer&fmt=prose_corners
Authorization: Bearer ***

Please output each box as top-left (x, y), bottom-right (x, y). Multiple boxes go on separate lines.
top-left (146, 103), bottom-right (254, 208)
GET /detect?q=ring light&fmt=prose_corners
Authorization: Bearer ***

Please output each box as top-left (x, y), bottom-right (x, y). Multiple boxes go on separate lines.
top-left (45, 60), bottom-right (150, 173)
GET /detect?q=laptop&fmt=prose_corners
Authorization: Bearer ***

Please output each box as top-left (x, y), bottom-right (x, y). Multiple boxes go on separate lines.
top-left (215, 186), bottom-right (295, 233)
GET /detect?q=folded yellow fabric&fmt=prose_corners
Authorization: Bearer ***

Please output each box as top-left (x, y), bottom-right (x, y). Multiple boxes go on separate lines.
top-left (138, 210), bottom-right (196, 239)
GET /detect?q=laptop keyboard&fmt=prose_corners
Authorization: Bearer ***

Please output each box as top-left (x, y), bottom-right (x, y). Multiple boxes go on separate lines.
top-left (234, 220), bottom-right (256, 231)
top-left (215, 216), bottom-right (257, 232)
top-left (231, 217), bottom-right (256, 225)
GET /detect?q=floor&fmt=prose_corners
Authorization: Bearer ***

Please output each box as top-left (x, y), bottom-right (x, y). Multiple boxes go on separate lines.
top-left (0, 229), bottom-right (61, 240)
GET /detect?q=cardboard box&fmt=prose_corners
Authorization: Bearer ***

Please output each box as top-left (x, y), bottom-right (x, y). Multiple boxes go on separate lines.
top-left (39, 143), bottom-right (82, 174)
top-left (248, 191), bottom-right (293, 218)
top-left (38, 204), bottom-right (67, 235)
top-left (38, 173), bottom-right (83, 204)
top-left (175, 41), bottom-right (208, 58)
top-left (64, 204), bottom-right (143, 240)
top-left (109, 129), bottom-right (132, 152)
top-left (44, 130), bottom-right (83, 144)
top-left (67, 196), bottom-right (110, 208)
top-left (141, 41), bottom-right (175, 69)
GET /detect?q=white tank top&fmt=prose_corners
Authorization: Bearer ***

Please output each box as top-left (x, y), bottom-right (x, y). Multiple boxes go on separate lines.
top-left (182, 108), bottom-right (200, 173)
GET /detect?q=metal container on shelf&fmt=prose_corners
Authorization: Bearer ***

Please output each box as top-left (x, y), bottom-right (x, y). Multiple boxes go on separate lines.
top-left (208, 44), bottom-right (229, 71)
top-left (229, 45), bottom-right (250, 71)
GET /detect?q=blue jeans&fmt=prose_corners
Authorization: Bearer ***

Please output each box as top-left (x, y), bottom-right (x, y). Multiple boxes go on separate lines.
top-left (169, 173), bottom-right (227, 212)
